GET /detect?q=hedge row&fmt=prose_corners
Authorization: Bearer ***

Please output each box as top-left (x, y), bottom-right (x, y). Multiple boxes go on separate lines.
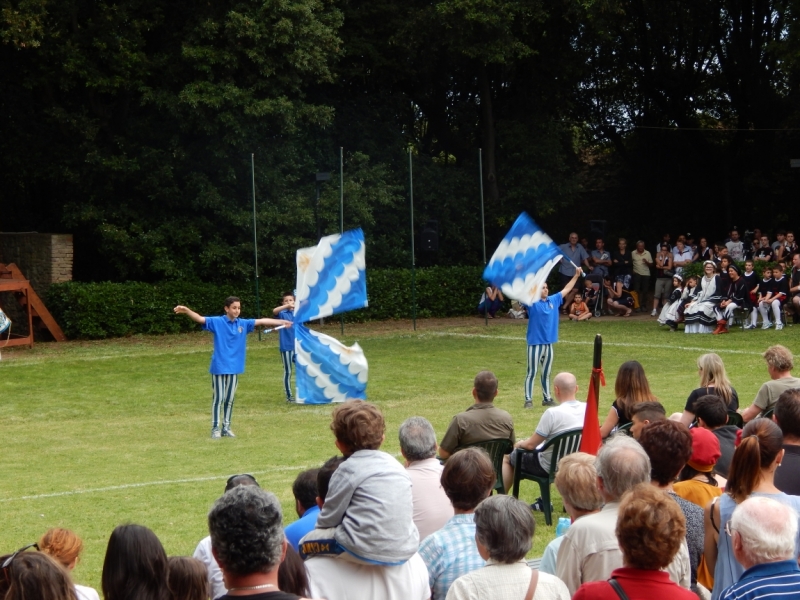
top-left (46, 266), bottom-right (490, 339)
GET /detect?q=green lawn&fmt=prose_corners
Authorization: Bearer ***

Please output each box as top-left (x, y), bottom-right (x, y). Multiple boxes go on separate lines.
top-left (0, 315), bottom-right (794, 590)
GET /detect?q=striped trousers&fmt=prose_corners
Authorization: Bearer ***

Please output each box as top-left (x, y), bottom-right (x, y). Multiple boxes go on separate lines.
top-left (211, 374), bottom-right (238, 431)
top-left (281, 350), bottom-right (295, 400)
top-left (525, 344), bottom-right (553, 403)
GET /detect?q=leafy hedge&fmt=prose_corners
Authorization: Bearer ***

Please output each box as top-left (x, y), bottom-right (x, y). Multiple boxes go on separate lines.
top-left (46, 266), bottom-right (492, 339)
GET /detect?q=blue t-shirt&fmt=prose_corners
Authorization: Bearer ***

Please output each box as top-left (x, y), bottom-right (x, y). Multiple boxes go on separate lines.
top-left (284, 505), bottom-right (320, 551)
top-left (277, 309), bottom-right (295, 352)
top-left (202, 316), bottom-right (256, 375)
top-left (559, 244), bottom-right (589, 275)
top-left (525, 292), bottom-right (563, 345)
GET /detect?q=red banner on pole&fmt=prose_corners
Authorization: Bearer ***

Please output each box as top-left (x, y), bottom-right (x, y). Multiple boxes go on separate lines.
top-left (580, 366), bottom-right (604, 455)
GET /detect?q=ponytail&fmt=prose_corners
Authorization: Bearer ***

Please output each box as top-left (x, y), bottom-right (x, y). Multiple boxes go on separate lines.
top-left (726, 418), bottom-right (783, 503)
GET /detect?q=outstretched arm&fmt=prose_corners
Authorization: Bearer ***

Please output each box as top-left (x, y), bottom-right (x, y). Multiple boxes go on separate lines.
top-left (174, 305), bottom-right (205, 325)
top-left (255, 317), bottom-right (293, 328)
top-left (560, 268), bottom-right (583, 296)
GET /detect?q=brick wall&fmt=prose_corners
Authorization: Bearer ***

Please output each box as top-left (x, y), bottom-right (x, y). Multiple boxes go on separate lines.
top-left (0, 233), bottom-right (74, 295)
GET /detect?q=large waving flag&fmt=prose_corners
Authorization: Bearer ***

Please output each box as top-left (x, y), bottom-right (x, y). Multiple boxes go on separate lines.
top-left (294, 228), bottom-right (367, 323)
top-left (483, 213), bottom-right (565, 306)
top-left (295, 325), bottom-right (368, 404)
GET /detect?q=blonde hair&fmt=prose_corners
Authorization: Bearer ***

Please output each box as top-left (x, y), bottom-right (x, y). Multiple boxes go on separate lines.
top-left (555, 453), bottom-right (604, 511)
top-left (698, 353), bottom-right (734, 406)
top-left (763, 345), bottom-right (794, 373)
top-left (39, 528), bottom-right (83, 568)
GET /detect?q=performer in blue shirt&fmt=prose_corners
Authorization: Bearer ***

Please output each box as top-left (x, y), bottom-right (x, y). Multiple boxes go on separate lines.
top-left (523, 269), bottom-right (583, 408)
top-left (272, 291), bottom-right (297, 402)
top-left (174, 297), bottom-right (291, 438)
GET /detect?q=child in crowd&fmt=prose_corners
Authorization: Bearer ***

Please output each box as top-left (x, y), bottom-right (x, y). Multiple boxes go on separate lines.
top-left (743, 261), bottom-right (760, 329)
top-left (272, 291), bottom-right (297, 403)
top-left (760, 263), bottom-right (789, 330)
top-left (658, 274), bottom-right (684, 330)
top-left (300, 401), bottom-right (419, 565)
top-left (757, 267), bottom-right (776, 329)
top-left (167, 556), bottom-right (208, 600)
top-left (568, 294), bottom-right (592, 321)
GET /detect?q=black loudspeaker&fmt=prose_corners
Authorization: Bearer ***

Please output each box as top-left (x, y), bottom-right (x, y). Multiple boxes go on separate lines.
top-left (589, 220), bottom-right (607, 242)
top-left (422, 220), bottom-right (439, 252)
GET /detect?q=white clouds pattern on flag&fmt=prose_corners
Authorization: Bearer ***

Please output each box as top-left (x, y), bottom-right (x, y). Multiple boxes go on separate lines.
top-left (295, 325), bottom-right (368, 404)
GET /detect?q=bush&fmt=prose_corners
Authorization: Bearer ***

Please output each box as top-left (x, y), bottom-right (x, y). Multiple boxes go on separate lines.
top-left (47, 266), bottom-right (491, 339)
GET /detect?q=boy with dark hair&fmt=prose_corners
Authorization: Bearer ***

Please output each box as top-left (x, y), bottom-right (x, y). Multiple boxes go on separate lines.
top-left (284, 468), bottom-right (321, 551)
top-left (693, 394), bottom-right (738, 478)
top-left (272, 291), bottom-right (296, 402)
top-left (629, 401), bottom-right (666, 439)
top-left (301, 401), bottom-right (419, 565)
top-left (174, 297), bottom-right (291, 438)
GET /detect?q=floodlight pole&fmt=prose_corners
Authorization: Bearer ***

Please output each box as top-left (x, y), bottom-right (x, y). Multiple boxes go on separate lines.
top-left (479, 148), bottom-right (487, 327)
top-left (340, 147), bottom-right (345, 336)
top-left (409, 148), bottom-right (417, 331)
top-left (251, 153), bottom-right (261, 340)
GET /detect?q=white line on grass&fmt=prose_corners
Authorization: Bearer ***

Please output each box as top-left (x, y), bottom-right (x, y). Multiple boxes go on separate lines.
top-left (428, 332), bottom-right (774, 357)
top-left (0, 465), bottom-right (307, 503)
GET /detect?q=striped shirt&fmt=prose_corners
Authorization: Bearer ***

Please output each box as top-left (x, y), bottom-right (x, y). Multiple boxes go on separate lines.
top-left (720, 560), bottom-right (800, 600)
top-left (419, 514), bottom-right (484, 600)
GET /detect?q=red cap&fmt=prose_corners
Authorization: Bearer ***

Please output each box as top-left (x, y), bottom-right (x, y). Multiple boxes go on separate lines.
top-left (687, 427), bottom-right (722, 472)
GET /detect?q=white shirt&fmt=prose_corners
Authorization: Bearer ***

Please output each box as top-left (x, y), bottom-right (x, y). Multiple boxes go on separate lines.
top-left (75, 584), bottom-right (100, 600)
top-left (446, 560), bottom-right (570, 600)
top-left (306, 552), bottom-right (431, 600)
top-left (193, 536), bottom-right (226, 599)
top-left (407, 458), bottom-right (455, 542)
top-left (535, 400), bottom-right (587, 471)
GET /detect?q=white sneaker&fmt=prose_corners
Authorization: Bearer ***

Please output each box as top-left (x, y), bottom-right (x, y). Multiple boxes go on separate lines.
top-left (650, 309), bottom-right (657, 316)
top-left (744, 322), bottom-right (756, 330)
top-left (762, 322), bottom-right (773, 330)
top-left (777, 323), bottom-right (784, 331)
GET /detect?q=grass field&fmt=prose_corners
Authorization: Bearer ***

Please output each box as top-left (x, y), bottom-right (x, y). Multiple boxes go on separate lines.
top-left (0, 315), bottom-right (796, 591)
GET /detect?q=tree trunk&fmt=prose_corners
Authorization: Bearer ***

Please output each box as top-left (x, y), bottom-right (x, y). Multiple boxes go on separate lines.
top-left (479, 65), bottom-right (500, 203)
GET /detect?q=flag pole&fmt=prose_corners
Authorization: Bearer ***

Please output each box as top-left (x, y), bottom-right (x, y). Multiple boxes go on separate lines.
top-left (340, 147), bottom-right (345, 336)
top-left (580, 333), bottom-right (604, 455)
top-left (409, 148), bottom-right (417, 331)
top-left (479, 148), bottom-right (488, 327)
top-left (251, 153), bottom-right (261, 341)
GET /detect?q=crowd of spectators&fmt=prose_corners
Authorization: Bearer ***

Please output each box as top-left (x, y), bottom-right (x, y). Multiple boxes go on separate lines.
top-left (5, 351), bottom-right (800, 600)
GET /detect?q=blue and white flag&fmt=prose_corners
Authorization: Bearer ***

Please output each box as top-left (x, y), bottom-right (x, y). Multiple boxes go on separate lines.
top-left (483, 212), bottom-right (565, 305)
top-left (295, 324), bottom-right (368, 404)
top-left (294, 228), bottom-right (367, 323)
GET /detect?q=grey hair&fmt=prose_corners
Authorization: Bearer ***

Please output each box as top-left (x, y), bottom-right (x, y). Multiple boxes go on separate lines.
top-left (398, 416), bottom-right (437, 461)
top-left (731, 496), bottom-right (798, 565)
top-left (208, 486), bottom-right (283, 576)
top-left (474, 495), bottom-right (533, 563)
top-left (595, 435), bottom-right (651, 501)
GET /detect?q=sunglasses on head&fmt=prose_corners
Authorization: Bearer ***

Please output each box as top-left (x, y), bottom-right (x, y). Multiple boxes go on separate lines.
top-left (2, 543), bottom-right (39, 581)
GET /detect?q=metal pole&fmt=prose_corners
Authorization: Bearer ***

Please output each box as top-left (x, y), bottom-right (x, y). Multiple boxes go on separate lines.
top-left (479, 148), bottom-right (487, 327)
top-left (340, 147), bottom-right (345, 336)
top-left (409, 148), bottom-right (417, 331)
top-left (251, 153), bottom-right (261, 341)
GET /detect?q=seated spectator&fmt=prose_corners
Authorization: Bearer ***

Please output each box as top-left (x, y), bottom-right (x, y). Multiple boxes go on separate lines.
top-left (209, 486), bottom-right (312, 600)
top-left (693, 395), bottom-right (738, 479)
top-left (3, 551), bottom-right (76, 600)
top-left (399, 416), bottom-right (454, 541)
top-left (657, 275), bottom-right (684, 329)
top-left (773, 389), bottom-right (800, 496)
top-left (539, 453), bottom-right (604, 575)
top-left (741, 345), bottom-right (800, 423)
top-left (419, 447), bottom-right (494, 599)
top-left (557, 436), bottom-right (663, 595)
top-left (772, 230), bottom-right (786, 256)
top-left (303, 401), bottom-right (418, 565)
top-left (759, 263), bottom-right (789, 329)
top-left (696, 237), bottom-right (714, 263)
top-left (194, 474), bottom-right (260, 599)
top-left (477, 285), bottom-right (503, 319)
top-left (507, 300), bottom-right (528, 319)
top-left (447, 495), bottom-right (570, 600)
top-left (638, 421), bottom-right (701, 593)
top-left (603, 275), bottom-right (633, 317)
top-left (582, 279), bottom-right (600, 314)
top-left (167, 557), bottom-right (209, 600)
top-left (684, 261), bottom-right (725, 333)
top-left (438, 371), bottom-right (514, 460)
top-left (284, 469), bottom-right (321, 551)
top-left (679, 353), bottom-right (739, 427)
top-left (305, 456), bottom-right (430, 600)
top-left (502, 372), bottom-right (586, 492)
top-left (674, 427), bottom-right (723, 509)
top-left (629, 401), bottom-right (666, 440)
top-left (38, 527), bottom-right (100, 600)
top-left (789, 252), bottom-right (800, 323)
top-left (742, 260), bottom-right (760, 329)
top-left (600, 361), bottom-right (658, 438)
top-left (567, 293), bottom-right (592, 321)
top-left (720, 497), bottom-right (800, 600)
top-left (714, 264), bottom-right (748, 335)
top-left (572, 484), bottom-right (696, 600)
top-left (102, 524), bottom-right (170, 600)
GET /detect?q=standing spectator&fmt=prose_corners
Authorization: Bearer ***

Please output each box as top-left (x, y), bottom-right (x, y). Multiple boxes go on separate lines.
top-left (726, 230), bottom-right (745, 262)
top-left (558, 232), bottom-right (591, 312)
top-left (399, 417), bottom-right (454, 541)
top-left (419, 447), bottom-right (494, 599)
top-left (284, 469), bottom-right (321, 551)
top-left (600, 361), bottom-right (658, 438)
top-left (772, 389), bottom-right (800, 496)
top-left (655, 232), bottom-right (673, 257)
top-left (652, 244), bottom-right (674, 316)
top-left (719, 497), bottom-right (800, 600)
top-left (38, 528), bottom-right (100, 600)
top-left (539, 453), bottom-right (604, 575)
top-left (704, 419), bottom-right (800, 600)
top-left (693, 395), bottom-right (739, 479)
top-left (753, 236), bottom-right (773, 262)
top-left (611, 238), bottom-right (633, 279)
top-left (789, 252), bottom-right (800, 323)
top-left (572, 485), bottom-right (697, 600)
top-left (446, 495), bottom-right (570, 600)
top-left (673, 241), bottom-right (694, 276)
top-left (696, 237), bottom-right (715, 263)
top-left (591, 238), bottom-right (612, 279)
top-left (631, 241), bottom-right (653, 313)
top-left (741, 345), bottom-right (800, 423)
